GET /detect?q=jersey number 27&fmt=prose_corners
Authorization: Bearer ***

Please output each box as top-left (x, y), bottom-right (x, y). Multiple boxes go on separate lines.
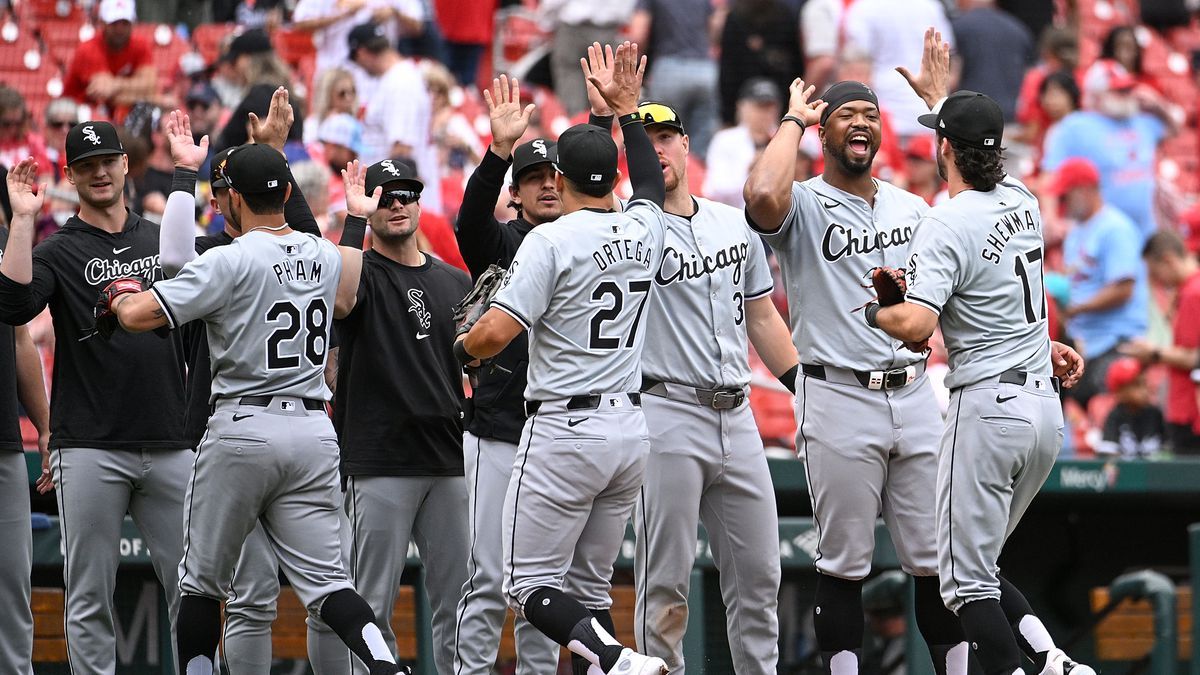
top-left (589, 279), bottom-right (652, 350)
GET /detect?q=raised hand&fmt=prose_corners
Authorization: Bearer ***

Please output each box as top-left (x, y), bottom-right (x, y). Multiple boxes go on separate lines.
top-left (165, 110), bottom-right (210, 171)
top-left (484, 74), bottom-right (535, 158)
top-left (6, 157), bottom-right (44, 218)
top-left (897, 26), bottom-right (951, 109)
top-left (582, 41), bottom-right (646, 117)
top-left (247, 86), bottom-right (295, 151)
top-left (341, 159), bottom-right (381, 218)
top-left (785, 78), bottom-right (827, 128)
top-left (580, 42), bottom-right (613, 117)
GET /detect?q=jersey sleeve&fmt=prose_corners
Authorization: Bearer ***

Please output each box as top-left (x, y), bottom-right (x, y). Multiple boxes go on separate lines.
top-left (743, 228), bottom-right (774, 299)
top-left (491, 232), bottom-right (559, 329)
top-left (624, 199), bottom-right (667, 248)
top-left (149, 247), bottom-right (235, 328)
top-left (751, 182), bottom-right (812, 248)
top-left (904, 217), bottom-right (962, 315)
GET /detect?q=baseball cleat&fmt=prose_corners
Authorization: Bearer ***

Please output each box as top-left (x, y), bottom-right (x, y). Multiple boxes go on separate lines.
top-left (606, 648), bottom-right (669, 675)
top-left (1040, 648), bottom-right (1096, 675)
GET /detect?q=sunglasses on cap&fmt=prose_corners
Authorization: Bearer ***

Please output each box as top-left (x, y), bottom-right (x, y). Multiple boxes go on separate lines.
top-left (637, 102), bottom-right (681, 126)
top-left (378, 189), bottom-right (420, 208)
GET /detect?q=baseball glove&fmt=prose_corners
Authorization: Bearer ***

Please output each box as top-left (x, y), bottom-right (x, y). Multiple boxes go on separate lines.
top-left (92, 276), bottom-right (150, 339)
top-left (453, 264), bottom-right (507, 337)
top-left (870, 266), bottom-right (908, 306)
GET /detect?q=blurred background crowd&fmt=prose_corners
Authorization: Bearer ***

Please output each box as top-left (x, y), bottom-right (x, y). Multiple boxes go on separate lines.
top-left (0, 0), bottom-right (1198, 460)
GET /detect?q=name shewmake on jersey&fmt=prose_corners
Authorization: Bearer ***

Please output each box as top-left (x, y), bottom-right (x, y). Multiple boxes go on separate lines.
top-left (981, 208), bottom-right (1040, 264)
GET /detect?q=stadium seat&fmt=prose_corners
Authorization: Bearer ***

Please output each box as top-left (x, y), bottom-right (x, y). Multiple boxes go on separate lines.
top-left (191, 22), bottom-right (236, 65)
top-left (14, 0), bottom-right (85, 23)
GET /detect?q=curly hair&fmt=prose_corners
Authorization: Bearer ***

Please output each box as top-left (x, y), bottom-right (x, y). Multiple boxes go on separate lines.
top-left (941, 133), bottom-right (1006, 192)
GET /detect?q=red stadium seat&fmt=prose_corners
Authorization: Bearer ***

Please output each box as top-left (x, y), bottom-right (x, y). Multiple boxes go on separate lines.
top-left (14, 0), bottom-right (85, 23)
top-left (273, 27), bottom-right (314, 66)
top-left (191, 22), bottom-right (235, 65)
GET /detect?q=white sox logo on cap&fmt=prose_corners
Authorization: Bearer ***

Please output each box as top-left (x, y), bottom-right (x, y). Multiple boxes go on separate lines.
top-left (381, 160), bottom-right (401, 177)
top-left (532, 139), bottom-right (548, 157)
top-left (82, 125), bottom-right (102, 145)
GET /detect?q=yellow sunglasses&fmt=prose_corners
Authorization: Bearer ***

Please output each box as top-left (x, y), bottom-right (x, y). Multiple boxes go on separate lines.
top-left (638, 102), bottom-right (683, 129)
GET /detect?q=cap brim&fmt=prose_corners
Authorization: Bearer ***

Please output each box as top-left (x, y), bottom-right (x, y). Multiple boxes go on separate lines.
top-left (211, 178), bottom-right (229, 189)
top-left (643, 120), bottom-right (685, 133)
top-left (917, 112), bottom-right (938, 130)
top-left (513, 158), bottom-right (554, 178)
top-left (370, 177), bottom-right (424, 193)
top-left (68, 148), bottom-right (126, 165)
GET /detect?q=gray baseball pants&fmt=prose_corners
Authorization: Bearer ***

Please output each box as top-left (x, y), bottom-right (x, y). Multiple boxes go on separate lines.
top-left (634, 391), bottom-right (781, 675)
top-left (454, 433), bottom-right (562, 675)
top-left (51, 446), bottom-right (190, 675)
top-left (0, 451), bottom-right (32, 674)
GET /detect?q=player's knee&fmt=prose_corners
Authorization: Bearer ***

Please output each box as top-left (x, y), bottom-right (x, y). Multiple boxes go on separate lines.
top-left (224, 599), bottom-right (278, 626)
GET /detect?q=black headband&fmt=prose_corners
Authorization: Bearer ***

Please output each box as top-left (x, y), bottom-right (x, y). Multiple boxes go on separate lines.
top-left (819, 81), bottom-right (880, 126)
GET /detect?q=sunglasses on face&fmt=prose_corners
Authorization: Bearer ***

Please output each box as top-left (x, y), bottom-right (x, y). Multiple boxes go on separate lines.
top-left (637, 102), bottom-right (680, 126)
top-left (335, 88), bottom-right (355, 99)
top-left (0, 117), bottom-right (25, 129)
top-left (378, 189), bottom-right (420, 208)
top-left (47, 119), bottom-right (76, 130)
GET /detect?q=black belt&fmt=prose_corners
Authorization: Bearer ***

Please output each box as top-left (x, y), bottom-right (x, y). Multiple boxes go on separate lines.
top-left (525, 393), bottom-right (641, 417)
top-left (998, 369), bottom-right (1061, 394)
top-left (801, 361), bottom-right (925, 390)
top-left (239, 396), bottom-right (325, 411)
top-left (640, 377), bottom-right (746, 410)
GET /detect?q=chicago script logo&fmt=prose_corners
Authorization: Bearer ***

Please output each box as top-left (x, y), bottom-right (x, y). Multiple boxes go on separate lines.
top-left (821, 222), bottom-right (913, 263)
top-left (84, 255), bottom-right (160, 286)
top-left (655, 242), bottom-right (747, 287)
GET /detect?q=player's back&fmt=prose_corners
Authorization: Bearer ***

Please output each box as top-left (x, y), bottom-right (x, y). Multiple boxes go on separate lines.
top-left (492, 200), bottom-right (666, 401)
top-left (906, 175), bottom-right (1052, 388)
top-left (157, 230), bottom-right (342, 402)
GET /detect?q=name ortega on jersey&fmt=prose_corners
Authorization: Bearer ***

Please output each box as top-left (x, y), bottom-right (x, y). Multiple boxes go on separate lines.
top-left (272, 257), bottom-right (323, 286)
top-left (655, 242), bottom-right (747, 286)
top-left (821, 222), bottom-right (913, 263)
top-left (84, 254), bottom-right (161, 286)
top-left (591, 238), bottom-right (653, 272)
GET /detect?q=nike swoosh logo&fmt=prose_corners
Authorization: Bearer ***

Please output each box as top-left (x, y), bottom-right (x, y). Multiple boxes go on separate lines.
top-left (995, 394), bottom-right (1017, 404)
top-left (567, 418), bottom-right (588, 427)
top-left (416, 333), bottom-right (429, 340)
top-left (232, 414), bottom-right (253, 421)
top-left (112, 246), bottom-right (132, 254)
top-left (821, 200), bottom-right (839, 209)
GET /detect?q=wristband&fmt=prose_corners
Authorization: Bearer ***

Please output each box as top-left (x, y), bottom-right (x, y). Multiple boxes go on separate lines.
top-left (781, 115), bottom-right (806, 131)
top-left (777, 364), bottom-right (798, 394)
top-left (453, 339), bottom-right (477, 365)
top-left (617, 111), bottom-right (642, 127)
top-left (339, 214), bottom-right (368, 249)
top-left (171, 167), bottom-right (199, 195)
top-left (864, 302), bottom-right (881, 328)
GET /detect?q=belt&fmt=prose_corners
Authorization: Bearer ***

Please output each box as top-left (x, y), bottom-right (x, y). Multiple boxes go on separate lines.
top-left (801, 361), bottom-right (926, 391)
top-left (524, 393), bottom-right (641, 417)
top-left (998, 369), bottom-right (1060, 394)
top-left (238, 396), bottom-right (325, 411)
top-left (640, 377), bottom-right (746, 410)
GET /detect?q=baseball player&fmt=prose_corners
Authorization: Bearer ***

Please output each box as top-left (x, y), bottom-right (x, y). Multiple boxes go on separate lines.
top-left (0, 164), bottom-right (51, 675)
top-left (455, 41), bottom-right (669, 675)
top-left (330, 157), bottom-right (472, 675)
top-left (157, 93), bottom-right (346, 674)
top-left (451, 74), bottom-right (563, 675)
top-left (97, 143), bottom-right (407, 675)
top-left (742, 30), bottom-right (974, 674)
top-left (629, 99), bottom-right (799, 675)
top-left (867, 89), bottom-right (1095, 675)
top-left (0, 122), bottom-right (193, 675)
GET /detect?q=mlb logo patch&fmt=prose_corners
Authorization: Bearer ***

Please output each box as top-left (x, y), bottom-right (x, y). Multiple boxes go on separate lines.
top-left (280, 400), bottom-right (296, 411)
top-left (590, 173), bottom-right (602, 182)
top-left (983, 138), bottom-right (995, 146)
top-left (285, 245), bottom-right (298, 255)
top-left (609, 397), bottom-right (624, 408)
top-left (267, 179), bottom-right (279, 188)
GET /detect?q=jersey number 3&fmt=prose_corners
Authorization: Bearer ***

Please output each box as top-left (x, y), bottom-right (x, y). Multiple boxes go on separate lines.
top-left (1013, 248), bottom-right (1046, 324)
top-left (589, 280), bottom-right (652, 350)
top-left (266, 299), bottom-right (329, 370)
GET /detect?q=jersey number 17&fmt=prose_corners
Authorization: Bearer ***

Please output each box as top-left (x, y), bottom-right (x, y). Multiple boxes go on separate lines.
top-left (1013, 248), bottom-right (1046, 324)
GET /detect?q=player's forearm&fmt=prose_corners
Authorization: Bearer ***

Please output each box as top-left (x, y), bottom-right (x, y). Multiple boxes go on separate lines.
top-left (746, 296), bottom-right (798, 376)
top-left (0, 211), bottom-right (36, 285)
top-left (113, 292), bottom-right (169, 333)
top-left (743, 122), bottom-right (803, 230)
top-left (111, 68), bottom-right (158, 104)
top-left (462, 308), bottom-right (522, 360)
top-left (284, 174), bottom-right (321, 237)
top-left (874, 302), bottom-right (938, 343)
top-left (1159, 345), bottom-right (1199, 371)
top-left (623, 117), bottom-right (665, 207)
top-left (161, 187), bottom-right (200, 278)
top-left (1067, 279), bottom-right (1134, 316)
top-left (13, 325), bottom-right (48, 437)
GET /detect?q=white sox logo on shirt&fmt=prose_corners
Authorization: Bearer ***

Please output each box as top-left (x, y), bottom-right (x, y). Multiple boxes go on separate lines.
top-left (906, 253), bottom-right (919, 288)
top-left (655, 242), bottom-right (747, 287)
top-left (532, 139), bottom-right (548, 157)
top-left (82, 125), bottom-right (102, 145)
top-left (407, 288), bottom-right (431, 331)
top-left (821, 222), bottom-right (913, 263)
top-left (84, 254), bottom-right (161, 286)
top-left (381, 160), bottom-right (402, 177)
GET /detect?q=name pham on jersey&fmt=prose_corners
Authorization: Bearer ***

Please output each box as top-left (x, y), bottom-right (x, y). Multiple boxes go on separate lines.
top-left (591, 238), bottom-right (654, 272)
top-left (980, 209), bottom-right (1039, 264)
top-left (272, 257), bottom-right (323, 286)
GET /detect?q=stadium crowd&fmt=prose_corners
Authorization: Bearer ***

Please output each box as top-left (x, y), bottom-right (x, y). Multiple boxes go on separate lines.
top-left (0, 0), bottom-right (1199, 468)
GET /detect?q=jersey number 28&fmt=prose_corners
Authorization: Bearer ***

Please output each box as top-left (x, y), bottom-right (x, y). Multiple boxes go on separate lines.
top-left (265, 299), bottom-right (329, 370)
top-left (589, 279), bottom-right (652, 350)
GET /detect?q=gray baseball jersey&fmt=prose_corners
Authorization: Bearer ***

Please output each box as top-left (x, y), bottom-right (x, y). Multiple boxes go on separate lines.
top-left (492, 199), bottom-right (667, 400)
top-left (151, 231), bottom-right (341, 401)
top-left (642, 197), bottom-right (774, 389)
top-left (904, 174), bottom-right (1053, 388)
top-left (759, 176), bottom-right (929, 370)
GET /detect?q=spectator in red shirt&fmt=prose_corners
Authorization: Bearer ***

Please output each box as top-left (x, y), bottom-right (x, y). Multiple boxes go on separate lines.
top-left (1014, 27), bottom-right (1078, 148)
top-left (434, 0), bottom-right (497, 87)
top-left (1123, 230), bottom-right (1200, 455)
top-left (0, 87), bottom-right (52, 180)
top-left (63, 0), bottom-right (157, 122)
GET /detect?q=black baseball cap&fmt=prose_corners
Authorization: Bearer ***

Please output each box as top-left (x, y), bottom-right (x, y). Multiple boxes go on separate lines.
top-left (738, 78), bottom-right (781, 104)
top-left (512, 139), bottom-right (556, 180)
top-left (555, 124), bottom-right (617, 191)
top-left (210, 147), bottom-right (233, 189)
top-left (918, 90), bottom-right (1004, 150)
top-left (348, 22), bottom-right (389, 54)
top-left (66, 121), bottom-right (126, 165)
top-left (637, 101), bottom-right (685, 134)
top-left (365, 158), bottom-right (423, 194)
top-left (227, 28), bottom-right (272, 60)
top-left (221, 143), bottom-right (289, 194)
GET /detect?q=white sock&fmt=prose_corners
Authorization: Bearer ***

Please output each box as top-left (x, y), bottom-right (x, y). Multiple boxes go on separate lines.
top-left (185, 656), bottom-right (214, 675)
top-left (1018, 615), bottom-right (1056, 653)
top-left (830, 650), bottom-right (859, 675)
top-left (361, 623), bottom-right (396, 663)
top-left (945, 641), bottom-right (970, 675)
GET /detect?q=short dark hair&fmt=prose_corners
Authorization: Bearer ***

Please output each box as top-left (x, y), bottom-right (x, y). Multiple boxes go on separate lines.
top-left (237, 188), bottom-right (287, 215)
top-left (1039, 70), bottom-right (1081, 110)
top-left (940, 133), bottom-right (1006, 192)
top-left (1142, 229), bottom-right (1187, 259)
top-left (564, 175), bottom-right (613, 199)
